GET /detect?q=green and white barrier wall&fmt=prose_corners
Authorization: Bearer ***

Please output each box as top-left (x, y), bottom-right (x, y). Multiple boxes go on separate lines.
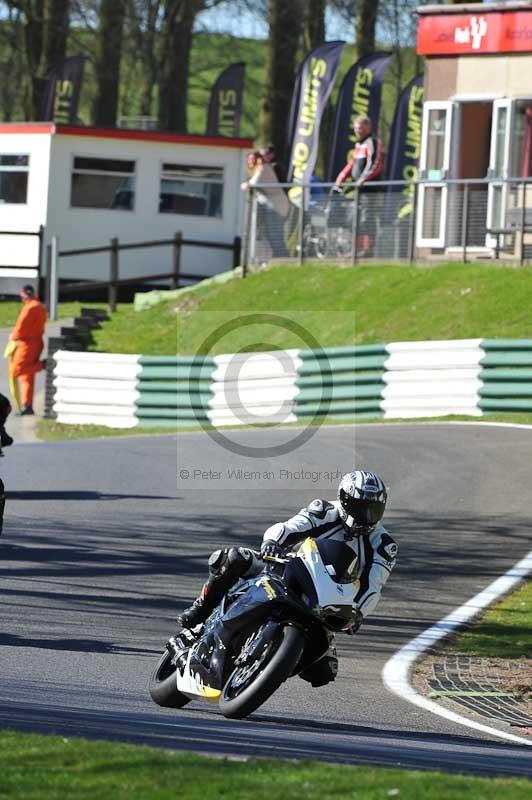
top-left (52, 339), bottom-right (532, 428)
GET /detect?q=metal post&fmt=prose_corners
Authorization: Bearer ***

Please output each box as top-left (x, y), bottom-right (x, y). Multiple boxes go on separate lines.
top-left (241, 188), bottom-right (254, 278)
top-left (232, 236), bottom-right (241, 269)
top-left (461, 183), bottom-right (470, 264)
top-left (520, 181), bottom-right (527, 266)
top-left (45, 244), bottom-right (52, 312)
top-left (297, 187), bottom-right (305, 266)
top-left (408, 182), bottom-right (418, 264)
top-left (351, 188), bottom-right (360, 265)
top-left (171, 231), bottom-right (182, 289)
top-left (37, 224), bottom-right (45, 299)
top-left (109, 237), bottom-right (119, 313)
top-left (50, 236), bottom-right (59, 321)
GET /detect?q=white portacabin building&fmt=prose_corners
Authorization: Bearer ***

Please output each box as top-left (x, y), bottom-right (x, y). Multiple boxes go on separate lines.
top-left (0, 123), bottom-right (253, 294)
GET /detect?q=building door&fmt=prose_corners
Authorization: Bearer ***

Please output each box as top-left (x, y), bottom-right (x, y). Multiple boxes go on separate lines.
top-left (417, 101), bottom-right (455, 248)
top-left (486, 99), bottom-right (514, 247)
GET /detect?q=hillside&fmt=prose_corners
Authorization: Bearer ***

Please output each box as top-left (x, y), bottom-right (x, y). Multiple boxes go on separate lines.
top-left (0, 27), bottom-right (419, 174)
top-left (89, 262), bottom-right (532, 356)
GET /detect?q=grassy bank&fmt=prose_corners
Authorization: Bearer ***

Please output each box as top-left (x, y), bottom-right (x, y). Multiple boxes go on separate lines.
top-left (0, 301), bottom-right (107, 330)
top-left (0, 730), bottom-right (530, 800)
top-left (36, 414), bottom-right (532, 441)
top-left (88, 263), bottom-right (532, 356)
top-left (446, 578), bottom-right (532, 660)
top-left (36, 421), bottom-right (177, 440)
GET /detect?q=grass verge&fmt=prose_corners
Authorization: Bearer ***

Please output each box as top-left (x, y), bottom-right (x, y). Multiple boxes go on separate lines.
top-left (0, 730), bottom-right (530, 800)
top-left (87, 262), bottom-right (532, 355)
top-left (36, 413), bottom-right (532, 441)
top-left (0, 301), bottom-right (107, 329)
top-left (443, 579), bottom-right (532, 660)
top-left (36, 421), bottom-right (176, 441)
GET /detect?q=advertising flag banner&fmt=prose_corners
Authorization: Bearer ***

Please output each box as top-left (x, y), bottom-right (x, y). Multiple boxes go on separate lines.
top-left (384, 73), bottom-right (424, 222)
top-left (206, 63), bottom-right (246, 137)
top-left (287, 40), bottom-right (345, 205)
top-left (286, 59), bottom-right (305, 154)
top-left (41, 55), bottom-right (86, 124)
top-left (328, 51), bottom-right (392, 182)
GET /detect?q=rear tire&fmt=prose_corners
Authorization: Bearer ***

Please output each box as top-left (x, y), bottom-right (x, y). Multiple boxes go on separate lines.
top-left (220, 624), bottom-right (304, 720)
top-left (149, 649), bottom-right (191, 708)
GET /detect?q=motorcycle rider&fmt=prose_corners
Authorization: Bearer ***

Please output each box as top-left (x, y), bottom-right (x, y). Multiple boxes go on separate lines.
top-left (177, 470), bottom-right (397, 687)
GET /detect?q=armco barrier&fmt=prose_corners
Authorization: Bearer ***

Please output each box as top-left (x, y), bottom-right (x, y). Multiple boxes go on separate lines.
top-left (53, 351), bottom-right (141, 428)
top-left (294, 345), bottom-right (386, 420)
top-left (51, 340), bottom-right (532, 428)
top-left (137, 355), bottom-right (215, 427)
top-left (479, 340), bottom-right (532, 413)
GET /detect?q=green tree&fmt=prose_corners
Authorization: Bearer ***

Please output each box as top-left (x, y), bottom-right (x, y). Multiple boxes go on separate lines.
top-left (92, 0), bottom-right (127, 126)
top-left (157, 0), bottom-right (227, 132)
top-left (303, 0), bottom-right (325, 52)
top-left (6, 0), bottom-right (71, 119)
top-left (44, 0), bottom-right (69, 74)
top-left (355, 0), bottom-right (379, 58)
top-left (157, 0), bottom-right (197, 132)
top-left (0, 3), bottom-right (25, 120)
top-left (128, 0), bottom-right (163, 118)
top-left (260, 0), bottom-right (303, 164)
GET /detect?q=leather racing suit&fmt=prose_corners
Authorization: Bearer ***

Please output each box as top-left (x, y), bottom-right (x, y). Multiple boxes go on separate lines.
top-left (335, 133), bottom-right (384, 254)
top-left (190, 498), bottom-right (397, 687)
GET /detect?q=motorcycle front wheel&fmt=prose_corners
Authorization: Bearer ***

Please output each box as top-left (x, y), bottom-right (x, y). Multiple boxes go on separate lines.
top-left (219, 623), bottom-right (304, 720)
top-left (149, 649), bottom-right (191, 708)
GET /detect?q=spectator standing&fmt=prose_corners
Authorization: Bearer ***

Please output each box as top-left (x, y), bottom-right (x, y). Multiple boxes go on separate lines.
top-left (334, 116), bottom-right (384, 256)
top-left (259, 144), bottom-right (287, 184)
top-left (242, 150), bottom-right (289, 259)
top-left (8, 285), bottom-right (47, 416)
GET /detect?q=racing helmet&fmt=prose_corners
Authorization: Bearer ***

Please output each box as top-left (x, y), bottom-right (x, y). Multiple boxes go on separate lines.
top-left (337, 471), bottom-right (387, 536)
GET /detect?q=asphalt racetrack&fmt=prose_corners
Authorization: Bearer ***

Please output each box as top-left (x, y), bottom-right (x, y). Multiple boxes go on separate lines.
top-left (1, 424), bottom-right (532, 777)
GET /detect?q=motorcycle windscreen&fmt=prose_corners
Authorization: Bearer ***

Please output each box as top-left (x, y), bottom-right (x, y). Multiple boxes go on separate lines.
top-left (298, 538), bottom-right (356, 609)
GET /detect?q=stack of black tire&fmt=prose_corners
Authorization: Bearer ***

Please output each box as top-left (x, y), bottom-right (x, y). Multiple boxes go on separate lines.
top-left (44, 308), bottom-right (109, 419)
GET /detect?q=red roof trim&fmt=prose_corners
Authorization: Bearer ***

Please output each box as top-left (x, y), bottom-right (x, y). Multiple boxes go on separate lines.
top-left (0, 123), bottom-right (55, 135)
top-left (0, 122), bottom-right (253, 149)
top-left (56, 125), bottom-right (253, 149)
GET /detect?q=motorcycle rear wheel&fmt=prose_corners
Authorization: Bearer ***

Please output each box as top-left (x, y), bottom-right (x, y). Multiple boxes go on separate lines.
top-left (220, 623), bottom-right (304, 720)
top-left (149, 649), bottom-right (191, 708)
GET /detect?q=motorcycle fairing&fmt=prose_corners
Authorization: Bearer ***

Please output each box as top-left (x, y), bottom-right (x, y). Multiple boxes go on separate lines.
top-left (172, 536), bottom-right (359, 702)
top-left (298, 538), bottom-right (358, 610)
top-left (175, 646), bottom-right (222, 701)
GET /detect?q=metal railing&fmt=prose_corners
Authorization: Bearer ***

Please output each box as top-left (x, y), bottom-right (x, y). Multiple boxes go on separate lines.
top-left (45, 232), bottom-right (241, 317)
top-left (241, 178), bottom-right (532, 272)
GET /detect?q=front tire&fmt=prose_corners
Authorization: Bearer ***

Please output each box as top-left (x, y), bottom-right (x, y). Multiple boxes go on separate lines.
top-left (149, 649), bottom-right (191, 708)
top-left (220, 624), bottom-right (304, 720)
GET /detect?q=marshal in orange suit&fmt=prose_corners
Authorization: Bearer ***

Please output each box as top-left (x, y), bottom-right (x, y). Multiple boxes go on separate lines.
top-left (9, 285), bottom-right (47, 415)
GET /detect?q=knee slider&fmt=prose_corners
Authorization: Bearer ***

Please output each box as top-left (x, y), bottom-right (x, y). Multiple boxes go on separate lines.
top-left (208, 547), bottom-right (252, 580)
top-left (227, 547), bottom-right (253, 578)
top-left (207, 549), bottom-right (227, 577)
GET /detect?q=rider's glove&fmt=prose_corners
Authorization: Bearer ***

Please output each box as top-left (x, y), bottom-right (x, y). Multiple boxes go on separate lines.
top-left (260, 540), bottom-right (284, 561)
top-left (345, 605), bottom-right (363, 635)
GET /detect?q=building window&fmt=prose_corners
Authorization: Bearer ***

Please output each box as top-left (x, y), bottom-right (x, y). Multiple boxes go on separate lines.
top-left (0, 154), bottom-right (29, 204)
top-left (71, 156), bottom-right (136, 210)
top-left (159, 163), bottom-right (224, 217)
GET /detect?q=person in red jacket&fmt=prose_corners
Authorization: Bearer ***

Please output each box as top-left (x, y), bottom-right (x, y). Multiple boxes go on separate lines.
top-left (9, 285), bottom-right (47, 415)
top-left (334, 116), bottom-right (384, 257)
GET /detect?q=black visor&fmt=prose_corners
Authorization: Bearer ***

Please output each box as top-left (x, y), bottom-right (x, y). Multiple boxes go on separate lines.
top-left (340, 491), bottom-right (385, 528)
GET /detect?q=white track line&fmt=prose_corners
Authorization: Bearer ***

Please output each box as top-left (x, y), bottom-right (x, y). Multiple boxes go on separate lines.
top-left (383, 548), bottom-right (532, 746)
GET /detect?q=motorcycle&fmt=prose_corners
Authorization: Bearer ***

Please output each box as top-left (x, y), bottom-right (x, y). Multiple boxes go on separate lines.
top-left (149, 536), bottom-right (359, 719)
